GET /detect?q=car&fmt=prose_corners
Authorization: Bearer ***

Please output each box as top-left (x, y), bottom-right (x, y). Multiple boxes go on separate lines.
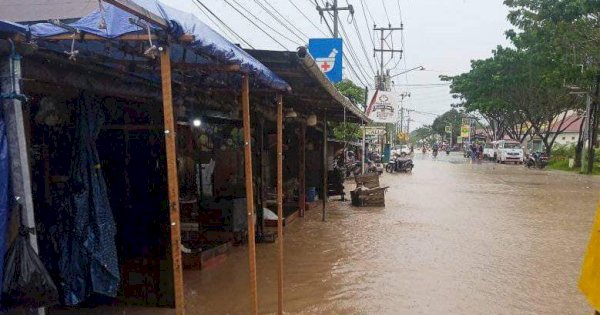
top-left (483, 142), bottom-right (497, 160)
top-left (495, 140), bottom-right (524, 164)
top-left (392, 145), bottom-right (411, 157)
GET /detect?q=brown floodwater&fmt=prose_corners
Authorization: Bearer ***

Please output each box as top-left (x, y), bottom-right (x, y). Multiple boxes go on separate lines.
top-left (181, 153), bottom-right (600, 314)
top-left (48, 153), bottom-right (600, 315)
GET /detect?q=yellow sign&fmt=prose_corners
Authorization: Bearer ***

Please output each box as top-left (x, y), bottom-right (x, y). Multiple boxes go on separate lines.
top-left (460, 125), bottom-right (470, 138)
top-left (580, 201), bottom-right (600, 311)
top-left (397, 132), bottom-right (408, 141)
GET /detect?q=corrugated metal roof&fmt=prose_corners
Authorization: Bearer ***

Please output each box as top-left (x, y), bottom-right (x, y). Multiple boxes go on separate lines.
top-left (0, 0), bottom-right (96, 23)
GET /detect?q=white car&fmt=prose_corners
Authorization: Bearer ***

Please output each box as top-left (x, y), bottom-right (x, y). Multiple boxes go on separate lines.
top-left (392, 145), bottom-right (411, 157)
top-left (483, 142), bottom-right (496, 160)
top-left (495, 140), bottom-right (524, 164)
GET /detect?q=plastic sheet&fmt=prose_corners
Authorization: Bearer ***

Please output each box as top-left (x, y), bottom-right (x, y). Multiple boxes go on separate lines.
top-left (0, 111), bottom-right (9, 296)
top-left (58, 94), bottom-right (120, 305)
top-left (26, 0), bottom-right (290, 91)
top-left (2, 225), bottom-right (59, 308)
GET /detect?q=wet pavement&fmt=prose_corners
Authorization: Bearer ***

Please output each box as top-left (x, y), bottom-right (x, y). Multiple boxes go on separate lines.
top-left (185, 152), bottom-right (600, 314)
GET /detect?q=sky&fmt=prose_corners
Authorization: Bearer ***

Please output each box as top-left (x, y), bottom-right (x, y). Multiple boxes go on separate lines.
top-left (167, 0), bottom-right (513, 131)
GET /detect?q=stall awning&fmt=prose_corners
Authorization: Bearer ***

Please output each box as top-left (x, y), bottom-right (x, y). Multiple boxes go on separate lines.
top-left (246, 47), bottom-right (369, 123)
top-left (2, 0), bottom-right (290, 92)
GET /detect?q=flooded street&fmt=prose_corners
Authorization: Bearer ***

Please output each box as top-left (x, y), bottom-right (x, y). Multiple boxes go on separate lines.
top-left (186, 153), bottom-right (600, 314)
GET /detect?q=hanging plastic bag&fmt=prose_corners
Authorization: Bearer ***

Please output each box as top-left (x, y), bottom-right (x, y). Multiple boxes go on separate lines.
top-left (2, 222), bottom-right (59, 308)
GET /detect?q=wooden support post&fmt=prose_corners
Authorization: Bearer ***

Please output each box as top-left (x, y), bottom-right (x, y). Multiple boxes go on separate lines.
top-left (241, 74), bottom-right (259, 315)
top-left (322, 111), bottom-right (327, 222)
top-left (159, 47), bottom-right (185, 315)
top-left (298, 123), bottom-right (306, 217)
top-left (1, 41), bottom-right (46, 315)
top-left (362, 122), bottom-right (366, 174)
top-left (276, 94), bottom-right (284, 315)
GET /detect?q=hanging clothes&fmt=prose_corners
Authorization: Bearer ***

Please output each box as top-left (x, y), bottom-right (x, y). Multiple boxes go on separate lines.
top-left (0, 110), bottom-right (10, 292)
top-left (58, 94), bottom-right (119, 305)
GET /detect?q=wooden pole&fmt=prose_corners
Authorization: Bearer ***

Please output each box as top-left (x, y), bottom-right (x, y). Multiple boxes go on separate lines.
top-left (241, 74), bottom-right (259, 315)
top-left (276, 94), bottom-right (284, 315)
top-left (322, 111), bottom-right (327, 222)
top-left (159, 47), bottom-right (185, 315)
top-left (298, 123), bottom-right (306, 217)
top-left (2, 41), bottom-right (46, 315)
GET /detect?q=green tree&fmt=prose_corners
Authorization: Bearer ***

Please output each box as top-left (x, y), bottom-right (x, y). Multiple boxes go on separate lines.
top-left (431, 109), bottom-right (463, 143)
top-left (329, 79), bottom-right (365, 142)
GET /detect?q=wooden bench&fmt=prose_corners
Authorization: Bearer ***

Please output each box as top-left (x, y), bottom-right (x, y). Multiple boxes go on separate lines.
top-left (350, 173), bottom-right (388, 207)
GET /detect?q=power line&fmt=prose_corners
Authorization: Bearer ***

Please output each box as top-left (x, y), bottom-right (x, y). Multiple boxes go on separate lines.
top-left (287, 0), bottom-right (327, 36)
top-left (381, 0), bottom-right (391, 24)
top-left (223, 0), bottom-right (296, 49)
top-left (350, 16), bottom-right (376, 75)
top-left (253, 0), bottom-right (308, 43)
top-left (339, 20), bottom-right (374, 83)
top-left (358, 0), bottom-right (375, 47)
top-left (193, 0), bottom-right (254, 48)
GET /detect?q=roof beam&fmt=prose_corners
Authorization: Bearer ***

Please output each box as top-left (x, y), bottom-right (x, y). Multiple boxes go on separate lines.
top-left (44, 33), bottom-right (194, 42)
top-left (103, 0), bottom-right (170, 29)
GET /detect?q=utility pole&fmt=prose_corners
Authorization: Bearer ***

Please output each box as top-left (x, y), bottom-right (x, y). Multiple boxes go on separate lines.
top-left (316, 0), bottom-right (354, 38)
top-left (373, 24), bottom-right (403, 91)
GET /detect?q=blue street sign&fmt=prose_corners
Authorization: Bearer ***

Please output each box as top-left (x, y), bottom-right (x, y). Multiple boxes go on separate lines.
top-left (308, 38), bottom-right (343, 83)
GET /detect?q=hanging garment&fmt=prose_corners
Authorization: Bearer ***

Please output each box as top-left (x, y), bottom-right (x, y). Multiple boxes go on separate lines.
top-left (58, 94), bottom-right (119, 305)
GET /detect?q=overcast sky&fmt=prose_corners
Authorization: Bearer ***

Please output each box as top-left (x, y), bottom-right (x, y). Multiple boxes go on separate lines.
top-left (168, 0), bottom-right (513, 130)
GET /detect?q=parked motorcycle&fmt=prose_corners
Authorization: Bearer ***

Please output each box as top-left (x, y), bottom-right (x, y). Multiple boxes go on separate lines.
top-left (525, 152), bottom-right (548, 169)
top-left (386, 155), bottom-right (414, 173)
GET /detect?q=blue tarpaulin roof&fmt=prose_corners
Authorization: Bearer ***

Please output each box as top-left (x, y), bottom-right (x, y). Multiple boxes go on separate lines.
top-left (1, 0), bottom-right (290, 91)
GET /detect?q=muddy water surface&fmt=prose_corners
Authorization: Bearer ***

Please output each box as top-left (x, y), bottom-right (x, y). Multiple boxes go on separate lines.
top-left (186, 154), bottom-right (600, 314)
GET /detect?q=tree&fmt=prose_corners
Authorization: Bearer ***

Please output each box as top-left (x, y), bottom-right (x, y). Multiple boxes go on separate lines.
top-left (504, 0), bottom-right (599, 169)
top-left (431, 109), bottom-right (463, 143)
top-left (329, 79), bottom-right (365, 142)
top-left (410, 126), bottom-right (435, 146)
top-left (442, 46), bottom-right (582, 154)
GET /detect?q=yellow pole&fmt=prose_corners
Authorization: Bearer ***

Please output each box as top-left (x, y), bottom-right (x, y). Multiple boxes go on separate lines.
top-left (159, 47), bottom-right (185, 315)
top-left (241, 74), bottom-right (259, 315)
top-left (276, 94), bottom-right (284, 314)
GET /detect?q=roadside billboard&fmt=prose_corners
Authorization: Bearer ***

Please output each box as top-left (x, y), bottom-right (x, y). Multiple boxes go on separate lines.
top-left (366, 90), bottom-right (398, 124)
top-left (308, 38), bottom-right (343, 83)
top-left (460, 125), bottom-right (470, 138)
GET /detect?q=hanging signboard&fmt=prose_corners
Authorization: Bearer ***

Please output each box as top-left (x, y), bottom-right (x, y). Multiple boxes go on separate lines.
top-left (308, 38), bottom-right (343, 83)
top-left (366, 90), bottom-right (398, 123)
top-left (456, 136), bottom-right (463, 144)
top-left (364, 126), bottom-right (386, 136)
top-left (445, 125), bottom-right (452, 134)
top-left (460, 125), bottom-right (470, 138)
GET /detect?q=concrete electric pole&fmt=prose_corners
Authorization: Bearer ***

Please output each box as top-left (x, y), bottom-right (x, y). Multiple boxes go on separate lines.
top-left (373, 24), bottom-right (403, 91)
top-left (316, 0), bottom-right (354, 38)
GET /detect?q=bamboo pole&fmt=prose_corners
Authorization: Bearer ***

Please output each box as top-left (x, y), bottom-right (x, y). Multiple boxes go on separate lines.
top-left (322, 111), bottom-right (327, 222)
top-left (298, 123), bottom-right (306, 217)
top-left (159, 47), bottom-right (185, 315)
top-left (276, 94), bottom-right (284, 315)
top-left (241, 74), bottom-right (259, 315)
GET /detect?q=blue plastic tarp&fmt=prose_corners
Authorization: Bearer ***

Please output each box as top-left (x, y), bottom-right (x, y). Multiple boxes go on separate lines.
top-left (0, 20), bottom-right (27, 35)
top-left (27, 0), bottom-right (290, 91)
top-left (58, 93), bottom-right (120, 305)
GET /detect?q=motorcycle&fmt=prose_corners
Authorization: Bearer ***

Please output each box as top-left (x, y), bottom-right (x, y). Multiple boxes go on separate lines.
top-left (525, 152), bottom-right (548, 169)
top-left (386, 155), bottom-right (414, 173)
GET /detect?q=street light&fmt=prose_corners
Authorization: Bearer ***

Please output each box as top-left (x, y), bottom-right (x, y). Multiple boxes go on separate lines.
top-left (390, 66), bottom-right (425, 79)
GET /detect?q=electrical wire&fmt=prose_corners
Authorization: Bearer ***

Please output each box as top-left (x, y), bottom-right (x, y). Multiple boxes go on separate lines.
top-left (254, 0), bottom-right (308, 43)
top-left (223, 0), bottom-right (296, 49)
top-left (381, 0), bottom-right (391, 25)
top-left (193, 0), bottom-right (254, 48)
top-left (339, 21), bottom-right (374, 85)
top-left (351, 15), bottom-right (376, 75)
top-left (287, 0), bottom-right (327, 36)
